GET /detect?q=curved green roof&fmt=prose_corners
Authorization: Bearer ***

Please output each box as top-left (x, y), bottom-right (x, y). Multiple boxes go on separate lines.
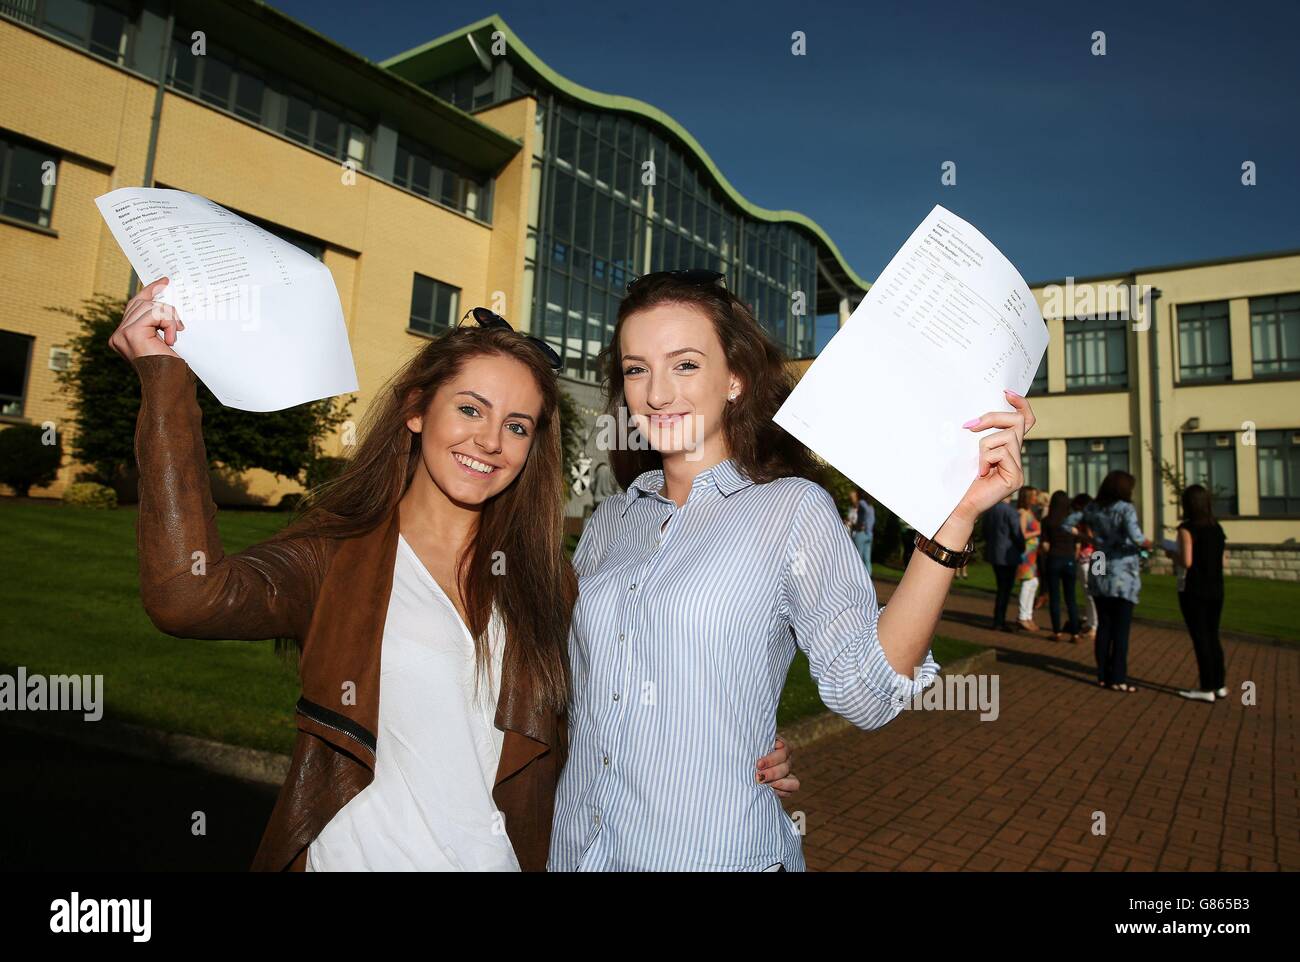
top-left (381, 14), bottom-right (870, 297)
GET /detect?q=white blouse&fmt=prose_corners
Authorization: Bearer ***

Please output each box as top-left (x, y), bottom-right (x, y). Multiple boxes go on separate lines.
top-left (306, 534), bottom-right (519, 871)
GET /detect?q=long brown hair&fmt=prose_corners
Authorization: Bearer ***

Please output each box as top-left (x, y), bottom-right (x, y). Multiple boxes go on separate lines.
top-left (1181, 483), bottom-right (1216, 525)
top-left (598, 273), bottom-right (825, 489)
top-left (281, 327), bottom-right (574, 714)
top-left (1096, 469), bottom-right (1135, 506)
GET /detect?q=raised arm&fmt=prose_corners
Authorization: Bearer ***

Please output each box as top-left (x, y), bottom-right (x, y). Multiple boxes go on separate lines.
top-left (781, 483), bottom-right (940, 731)
top-left (116, 278), bottom-right (327, 642)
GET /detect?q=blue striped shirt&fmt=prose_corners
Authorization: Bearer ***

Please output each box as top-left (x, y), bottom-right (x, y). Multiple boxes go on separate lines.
top-left (548, 457), bottom-right (941, 871)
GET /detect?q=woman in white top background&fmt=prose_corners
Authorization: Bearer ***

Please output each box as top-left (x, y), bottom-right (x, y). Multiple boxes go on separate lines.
top-left (549, 269), bottom-right (1037, 871)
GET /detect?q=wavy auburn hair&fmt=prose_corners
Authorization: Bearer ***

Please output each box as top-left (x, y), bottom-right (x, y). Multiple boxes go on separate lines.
top-left (281, 327), bottom-right (574, 714)
top-left (598, 273), bottom-right (826, 490)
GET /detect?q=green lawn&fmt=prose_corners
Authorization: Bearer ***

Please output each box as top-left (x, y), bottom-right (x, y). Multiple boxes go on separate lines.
top-left (0, 501), bottom-right (299, 754)
top-left (0, 502), bottom-right (1045, 749)
top-left (873, 558), bottom-right (1299, 644)
top-left (776, 635), bottom-right (985, 727)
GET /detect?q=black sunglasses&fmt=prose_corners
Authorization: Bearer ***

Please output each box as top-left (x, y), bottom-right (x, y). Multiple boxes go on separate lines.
top-left (626, 268), bottom-right (726, 293)
top-left (458, 307), bottom-right (563, 370)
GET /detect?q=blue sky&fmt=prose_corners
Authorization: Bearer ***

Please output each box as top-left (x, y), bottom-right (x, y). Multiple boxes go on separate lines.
top-left (274, 0), bottom-right (1298, 288)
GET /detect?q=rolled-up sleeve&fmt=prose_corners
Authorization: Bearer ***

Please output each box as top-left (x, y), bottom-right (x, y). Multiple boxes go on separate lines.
top-left (781, 483), bottom-right (940, 730)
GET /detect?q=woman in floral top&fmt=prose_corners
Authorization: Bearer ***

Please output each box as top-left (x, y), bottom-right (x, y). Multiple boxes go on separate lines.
top-left (1014, 486), bottom-right (1041, 631)
top-left (1061, 470), bottom-right (1151, 692)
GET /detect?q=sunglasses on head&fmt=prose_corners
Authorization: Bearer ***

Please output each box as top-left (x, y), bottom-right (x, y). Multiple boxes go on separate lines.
top-left (625, 269), bottom-right (726, 293)
top-left (458, 307), bottom-right (563, 370)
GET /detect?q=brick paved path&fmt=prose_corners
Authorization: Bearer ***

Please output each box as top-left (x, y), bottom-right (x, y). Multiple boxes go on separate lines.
top-left (784, 581), bottom-right (1298, 871)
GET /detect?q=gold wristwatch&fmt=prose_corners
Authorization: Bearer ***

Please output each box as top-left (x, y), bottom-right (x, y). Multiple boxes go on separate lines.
top-left (912, 531), bottom-right (974, 568)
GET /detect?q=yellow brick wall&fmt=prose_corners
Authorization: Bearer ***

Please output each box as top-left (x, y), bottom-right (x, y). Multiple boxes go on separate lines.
top-left (0, 18), bottom-right (528, 505)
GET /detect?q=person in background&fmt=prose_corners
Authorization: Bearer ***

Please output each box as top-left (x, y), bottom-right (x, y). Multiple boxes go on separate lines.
top-left (1071, 493), bottom-right (1097, 641)
top-left (859, 491), bottom-right (876, 576)
top-left (845, 488), bottom-right (875, 575)
top-left (1014, 486), bottom-right (1041, 632)
top-left (1039, 490), bottom-right (1081, 642)
top-left (899, 517), bottom-right (917, 567)
top-left (1168, 484), bottom-right (1229, 703)
top-left (984, 491), bottom-right (1025, 631)
top-left (1032, 490), bottom-right (1049, 611)
top-left (1062, 471), bottom-right (1151, 693)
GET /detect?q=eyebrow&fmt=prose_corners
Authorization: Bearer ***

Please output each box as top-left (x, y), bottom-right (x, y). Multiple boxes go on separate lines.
top-left (455, 390), bottom-right (536, 424)
top-left (621, 347), bottom-right (706, 362)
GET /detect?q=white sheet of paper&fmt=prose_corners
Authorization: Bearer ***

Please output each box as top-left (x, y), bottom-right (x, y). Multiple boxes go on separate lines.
top-left (774, 205), bottom-right (1049, 539)
top-left (94, 187), bottom-right (358, 411)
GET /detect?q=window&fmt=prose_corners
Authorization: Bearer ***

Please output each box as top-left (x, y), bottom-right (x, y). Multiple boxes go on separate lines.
top-left (394, 139), bottom-right (487, 219)
top-left (0, 134), bottom-right (57, 227)
top-left (1030, 350), bottom-right (1048, 394)
top-left (1067, 437), bottom-right (1129, 498)
top-left (1177, 301), bottom-right (1231, 382)
top-left (166, 33), bottom-right (371, 171)
top-left (1023, 439), bottom-right (1049, 492)
top-left (1257, 429), bottom-right (1300, 516)
top-left (1182, 432), bottom-right (1237, 516)
top-left (409, 274), bottom-right (459, 336)
top-left (0, 330), bottom-right (34, 417)
top-left (21, 0), bottom-right (128, 63)
top-left (1251, 293), bottom-right (1300, 377)
top-left (1065, 315), bottom-right (1127, 389)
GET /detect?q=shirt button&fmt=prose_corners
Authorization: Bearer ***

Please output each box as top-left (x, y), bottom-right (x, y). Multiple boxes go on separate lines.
top-left (619, 633), bottom-right (625, 641)
top-left (603, 755), bottom-right (609, 766)
top-left (629, 583), bottom-right (636, 590)
top-left (612, 692), bottom-right (620, 701)
top-left (593, 813), bottom-right (600, 825)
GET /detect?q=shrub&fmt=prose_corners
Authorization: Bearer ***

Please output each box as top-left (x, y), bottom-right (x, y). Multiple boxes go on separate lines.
top-left (0, 423), bottom-right (62, 496)
top-left (62, 481), bottom-right (118, 509)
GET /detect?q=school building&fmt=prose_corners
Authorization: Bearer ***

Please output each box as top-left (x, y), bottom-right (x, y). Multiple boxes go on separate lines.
top-left (1, 3), bottom-right (1297, 575)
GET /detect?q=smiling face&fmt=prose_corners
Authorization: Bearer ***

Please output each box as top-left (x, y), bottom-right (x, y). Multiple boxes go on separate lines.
top-left (619, 301), bottom-right (740, 462)
top-left (405, 352), bottom-right (543, 509)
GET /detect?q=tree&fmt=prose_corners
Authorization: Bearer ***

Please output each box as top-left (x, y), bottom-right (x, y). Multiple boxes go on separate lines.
top-left (557, 385), bottom-right (584, 493)
top-left (53, 295), bottom-right (353, 496)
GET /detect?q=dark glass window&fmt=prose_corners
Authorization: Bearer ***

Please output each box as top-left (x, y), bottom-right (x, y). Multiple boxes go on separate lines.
top-left (1023, 439), bottom-right (1049, 492)
top-left (1177, 300), bottom-right (1231, 382)
top-left (1182, 432), bottom-right (1237, 516)
top-left (0, 330), bottom-right (34, 417)
top-left (409, 274), bottom-right (459, 336)
top-left (1251, 293), bottom-right (1300, 376)
top-left (1067, 437), bottom-right (1129, 498)
top-left (0, 136), bottom-right (57, 228)
top-left (1030, 348), bottom-right (1048, 394)
top-left (199, 51), bottom-right (234, 108)
top-left (1257, 429), bottom-right (1300, 516)
top-left (169, 37), bottom-right (196, 91)
top-left (312, 106), bottom-right (341, 157)
top-left (233, 72), bottom-right (265, 123)
top-left (284, 92), bottom-right (312, 145)
top-left (1065, 315), bottom-right (1128, 389)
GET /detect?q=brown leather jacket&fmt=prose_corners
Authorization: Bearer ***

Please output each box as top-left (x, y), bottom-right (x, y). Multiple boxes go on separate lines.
top-left (131, 354), bottom-right (565, 871)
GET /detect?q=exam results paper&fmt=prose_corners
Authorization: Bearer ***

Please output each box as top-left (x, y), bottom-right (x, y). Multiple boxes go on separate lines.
top-left (774, 205), bottom-right (1050, 539)
top-left (94, 187), bottom-right (358, 411)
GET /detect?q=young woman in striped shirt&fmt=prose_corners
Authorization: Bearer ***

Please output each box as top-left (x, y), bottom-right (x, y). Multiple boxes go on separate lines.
top-left (549, 270), bottom-right (1037, 871)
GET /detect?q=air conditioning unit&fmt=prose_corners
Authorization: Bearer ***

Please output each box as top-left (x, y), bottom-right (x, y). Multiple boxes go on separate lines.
top-left (1090, 439), bottom-right (1105, 453)
top-left (48, 347), bottom-right (71, 372)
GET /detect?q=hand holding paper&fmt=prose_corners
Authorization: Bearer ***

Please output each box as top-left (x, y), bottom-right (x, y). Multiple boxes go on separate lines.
top-left (774, 205), bottom-right (1050, 539)
top-left (95, 188), bottom-right (358, 411)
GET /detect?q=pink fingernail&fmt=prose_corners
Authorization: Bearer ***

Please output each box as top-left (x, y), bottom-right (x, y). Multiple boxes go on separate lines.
top-left (962, 418), bottom-right (980, 428)
top-left (1004, 388), bottom-right (1022, 398)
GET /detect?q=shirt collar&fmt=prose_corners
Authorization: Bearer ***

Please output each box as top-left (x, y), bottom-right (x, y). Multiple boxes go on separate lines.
top-left (621, 458), bottom-right (754, 516)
